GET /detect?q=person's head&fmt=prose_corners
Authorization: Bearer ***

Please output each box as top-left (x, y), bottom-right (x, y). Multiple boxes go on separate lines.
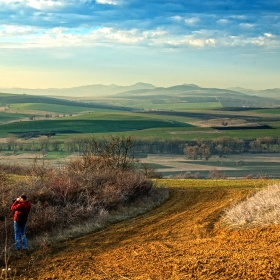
top-left (20, 194), bottom-right (27, 201)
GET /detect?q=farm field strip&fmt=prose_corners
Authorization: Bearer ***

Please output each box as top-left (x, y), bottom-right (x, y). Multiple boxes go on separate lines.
top-left (2, 100), bottom-right (280, 140)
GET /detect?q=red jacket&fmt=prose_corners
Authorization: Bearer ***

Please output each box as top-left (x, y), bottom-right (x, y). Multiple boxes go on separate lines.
top-left (11, 200), bottom-right (32, 223)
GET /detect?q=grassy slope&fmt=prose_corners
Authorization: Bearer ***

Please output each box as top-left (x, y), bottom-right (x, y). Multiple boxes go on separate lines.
top-left (1, 109), bottom-right (280, 140)
top-left (0, 112), bottom-right (31, 122)
top-left (0, 111), bottom-right (193, 138)
top-left (1, 94), bottom-right (280, 141)
top-left (7, 103), bottom-right (98, 115)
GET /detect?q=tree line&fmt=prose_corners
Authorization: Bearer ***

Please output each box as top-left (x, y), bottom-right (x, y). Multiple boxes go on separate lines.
top-left (1, 135), bottom-right (280, 159)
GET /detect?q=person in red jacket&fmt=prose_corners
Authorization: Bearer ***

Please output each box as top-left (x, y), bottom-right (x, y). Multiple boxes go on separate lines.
top-left (11, 194), bottom-right (32, 250)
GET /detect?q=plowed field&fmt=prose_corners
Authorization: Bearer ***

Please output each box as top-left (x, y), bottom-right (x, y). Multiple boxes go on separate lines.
top-left (11, 182), bottom-right (280, 279)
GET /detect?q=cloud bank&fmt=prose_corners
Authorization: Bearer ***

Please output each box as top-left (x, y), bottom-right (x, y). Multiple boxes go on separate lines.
top-left (0, 0), bottom-right (279, 50)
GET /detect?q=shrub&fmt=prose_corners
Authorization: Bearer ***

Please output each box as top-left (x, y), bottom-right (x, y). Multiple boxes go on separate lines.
top-left (171, 172), bottom-right (200, 179)
top-left (0, 146), bottom-right (157, 255)
top-left (209, 167), bottom-right (225, 179)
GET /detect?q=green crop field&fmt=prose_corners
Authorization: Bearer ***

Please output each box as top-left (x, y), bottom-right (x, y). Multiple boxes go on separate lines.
top-left (1, 107), bottom-right (280, 141)
top-left (0, 112), bottom-right (31, 123)
top-left (7, 103), bottom-right (105, 115)
top-left (1, 92), bottom-right (280, 142)
top-left (0, 112), bottom-right (193, 138)
top-left (103, 99), bottom-right (222, 110)
top-left (250, 108), bottom-right (280, 115)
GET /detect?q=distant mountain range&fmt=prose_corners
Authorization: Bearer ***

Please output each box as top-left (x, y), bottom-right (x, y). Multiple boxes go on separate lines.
top-left (0, 83), bottom-right (280, 107)
top-left (227, 87), bottom-right (280, 99)
top-left (1, 83), bottom-right (280, 108)
top-left (0, 82), bottom-right (156, 97)
top-left (1, 83), bottom-right (279, 98)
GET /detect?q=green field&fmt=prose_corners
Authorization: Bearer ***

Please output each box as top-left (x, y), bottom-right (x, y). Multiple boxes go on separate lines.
top-left (101, 99), bottom-right (222, 110)
top-left (1, 91), bottom-right (280, 142)
top-left (1, 89), bottom-right (280, 180)
top-left (7, 103), bottom-right (100, 115)
top-left (0, 111), bottom-right (193, 138)
top-left (0, 112), bottom-right (31, 123)
top-left (1, 105), bottom-right (280, 141)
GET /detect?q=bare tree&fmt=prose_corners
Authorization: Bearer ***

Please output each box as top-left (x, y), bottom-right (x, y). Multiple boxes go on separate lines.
top-left (184, 145), bottom-right (199, 160)
top-left (88, 135), bottom-right (136, 170)
top-left (184, 142), bottom-right (211, 161)
top-left (51, 140), bottom-right (62, 152)
top-left (6, 137), bottom-right (17, 154)
top-left (39, 137), bottom-right (50, 153)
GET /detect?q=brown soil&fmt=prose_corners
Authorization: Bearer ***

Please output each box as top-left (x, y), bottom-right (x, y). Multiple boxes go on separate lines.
top-left (11, 186), bottom-right (280, 279)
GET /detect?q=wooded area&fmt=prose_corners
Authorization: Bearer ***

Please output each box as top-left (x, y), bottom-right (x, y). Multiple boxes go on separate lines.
top-left (1, 135), bottom-right (280, 160)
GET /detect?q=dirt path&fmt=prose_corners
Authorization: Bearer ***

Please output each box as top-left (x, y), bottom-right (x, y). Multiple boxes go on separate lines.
top-left (13, 186), bottom-right (280, 279)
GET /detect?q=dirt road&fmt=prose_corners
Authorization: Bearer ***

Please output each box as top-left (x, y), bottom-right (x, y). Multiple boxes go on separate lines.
top-left (12, 185), bottom-right (280, 279)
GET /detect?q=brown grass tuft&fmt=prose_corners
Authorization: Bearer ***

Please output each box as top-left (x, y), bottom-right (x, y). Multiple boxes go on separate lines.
top-left (222, 184), bottom-right (280, 229)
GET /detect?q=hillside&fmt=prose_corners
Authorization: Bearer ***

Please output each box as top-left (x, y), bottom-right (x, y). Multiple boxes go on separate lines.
top-left (1, 83), bottom-right (280, 108)
top-left (0, 92), bottom-right (135, 112)
top-left (228, 87), bottom-right (280, 99)
top-left (0, 83), bottom-right (156, 97)
top-left (113, 84), bottom-right (280, 108)
top-left (11, 180), bottom-right (280, 279)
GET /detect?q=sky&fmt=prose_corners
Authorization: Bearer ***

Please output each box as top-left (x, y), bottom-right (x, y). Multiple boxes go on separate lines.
top-left (0, 0), bottom-right (280, 90)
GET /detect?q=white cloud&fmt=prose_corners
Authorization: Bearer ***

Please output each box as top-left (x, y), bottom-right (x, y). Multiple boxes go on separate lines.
top-left (0, 25), bottom-right (34, 37)
top-left (264, 33), bottom-right (275, 38)
top-left (230, 15), bottom-right (246, 20)
top-left (217, 19), bottom-right (229, 25)
top-left (0, 0), bottom-right (88, 10)
top-left (96, 0), bottom-right (121, 5)
top-left (26, 0), bottom-right (65, 10)
top-left (89, 27), bottom-right (145, 43)
top-left (183, 38), bottom-right (216, 48)
top-left (0, 24), bottom-right (279, 50)
top-left (184, 17), bottom-right (200, 25)
top-left (240, 23), bottom-right (255, 29)
top-left (172, 16), bottom-right (183, 22)
top-left (0, 0), bottom-right (16, 3)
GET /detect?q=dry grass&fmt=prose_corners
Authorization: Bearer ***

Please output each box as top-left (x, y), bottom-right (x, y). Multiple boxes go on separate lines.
top-left (222, 183), bottom-right (280, 229)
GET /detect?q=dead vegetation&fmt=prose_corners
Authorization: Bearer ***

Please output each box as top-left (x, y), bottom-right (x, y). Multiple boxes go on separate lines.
top-left (0, 136), bottom-right (169, 272)
top-left (222, 183), bottom-right (280, 229)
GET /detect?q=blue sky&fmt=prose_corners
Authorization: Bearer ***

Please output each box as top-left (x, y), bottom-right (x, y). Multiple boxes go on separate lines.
top-left (0, 0), bottom-right (279, 89)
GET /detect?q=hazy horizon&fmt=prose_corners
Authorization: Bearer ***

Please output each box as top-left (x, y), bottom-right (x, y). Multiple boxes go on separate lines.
top-left (1, 0), bottom-right (279, 90)
top-left (0, 82), bottom-right (279, 92)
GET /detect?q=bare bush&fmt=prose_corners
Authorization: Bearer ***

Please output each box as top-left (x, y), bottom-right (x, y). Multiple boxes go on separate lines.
top-left (209, 167), bottom-right (225, 179)
top-left (140, 163), bottom-right (163, 179)
top-left (0, 163), bottom-right (31, 176)
top-left (0, 139), bottom-right (169, 275)
top-left (0, 136), bottom-right (163, 257)
top-left (222, 184), bottom-right (280, 229)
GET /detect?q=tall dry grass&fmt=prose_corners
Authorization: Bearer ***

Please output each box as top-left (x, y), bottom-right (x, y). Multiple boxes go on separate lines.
top-left (222, 184), bottom-right (280, 229)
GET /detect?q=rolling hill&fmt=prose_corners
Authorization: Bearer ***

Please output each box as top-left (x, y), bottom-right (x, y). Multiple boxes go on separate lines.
top-left (112, 84), bottom-right (280, 108)
top-left (228, 87), bottom-right (280, 99)
top-left (0, 82), bottom-right (156, 97)
top-left (1, 83), bottom-right (280, 108)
